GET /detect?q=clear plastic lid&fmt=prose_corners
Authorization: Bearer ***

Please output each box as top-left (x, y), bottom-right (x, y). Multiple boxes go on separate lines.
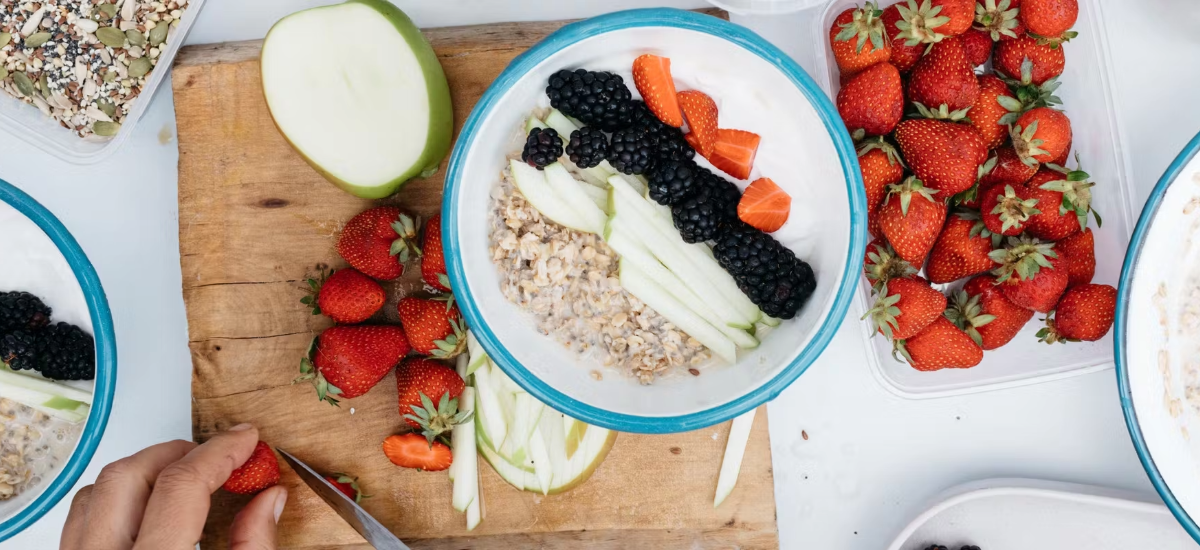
top-left (705, 0), bottom-right (826, 15)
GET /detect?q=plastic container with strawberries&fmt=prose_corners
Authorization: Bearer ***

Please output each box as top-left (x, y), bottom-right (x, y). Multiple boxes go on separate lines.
top-left (813, 0), bottom-right (1135, 398)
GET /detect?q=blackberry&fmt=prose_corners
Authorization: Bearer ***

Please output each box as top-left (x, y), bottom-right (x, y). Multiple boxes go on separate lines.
top-left (565, 127), bottom-right (609, 169)
top-left (630, 101), bottom-right (694, 163)
top-left (923, 547), bottom-right (949, 550)
top-left (521, 127), bottom-right (562, 170)
top-left (647, 160), bottom-right (700, 206)
top-left (671, 185), bottom-right (723, 243)
top-left (960, 547), bottom-right (981, 550)
top-left (545, 69), bottom-right (634, 131)
top-left (34, 323), bottom-right (95, 381)
top-left (712, 224), bottom-right (817, 319)
top-left (609, 127), bottom-right (656, 175)
top-left (0, 291), bottom-right (51, 333)
top-left (0, 330), bottom-right (40, 371)
top-left (701, 171), bottom-right (742, 224)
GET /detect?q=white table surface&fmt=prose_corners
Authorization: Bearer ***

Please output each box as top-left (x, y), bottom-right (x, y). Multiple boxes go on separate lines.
top-left (4, 1), bottom-right (1200, 548)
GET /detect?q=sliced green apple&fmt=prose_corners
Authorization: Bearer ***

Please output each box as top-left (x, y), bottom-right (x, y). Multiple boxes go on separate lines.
top-left (451, 387), bottom-right (478, 512)
top-left (528, 426), bottom-right (553, 495)
top-left (714, 408), bottom-right (757, 508)
top-left (261, 0), bottom-right (452, 199)
top-left (465, 331), bottom-right (487, 376)
top-left (510, 160), bottom-right (596, 234)
top-left (472, 365), bottom-right (507, 450)
top-left (619, 259), bottom-right (738, 363)
top-left (525, 115), bottom-right (548, 134)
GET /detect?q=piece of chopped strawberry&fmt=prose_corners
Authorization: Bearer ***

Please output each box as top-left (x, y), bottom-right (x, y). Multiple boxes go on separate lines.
top-left (738, 177), bottom-right (791, 233)
top-left (632, 54), bottom-right (683, 127)
top-left (677, 90), bottom-right (718, 157)
top-left (708, 129), bottom-right (760, 180)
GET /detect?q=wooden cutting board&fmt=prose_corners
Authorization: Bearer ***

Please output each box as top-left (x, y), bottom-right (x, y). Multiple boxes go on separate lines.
top-left (174, 9), bottom-right (779, 549)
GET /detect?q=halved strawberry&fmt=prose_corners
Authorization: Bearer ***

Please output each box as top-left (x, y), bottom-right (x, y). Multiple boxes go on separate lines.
top-left (738, 178), bottom-right (791, 233)
top-left (708, 129), bottom-right (760, 180)
top-left (677, 90), bottom-right (719, 157)
top-left (632, 54), bottom-right (683, 127)
top-left (382, 433), bottom-right (453, 472)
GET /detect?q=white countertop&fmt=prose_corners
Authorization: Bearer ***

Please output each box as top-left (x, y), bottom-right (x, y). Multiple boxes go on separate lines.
top-left (3, 1), bottom-right (1200, 548)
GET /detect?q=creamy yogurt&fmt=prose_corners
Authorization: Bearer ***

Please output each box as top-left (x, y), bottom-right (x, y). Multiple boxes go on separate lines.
top-left (0, 198), bottom-right (94, 521)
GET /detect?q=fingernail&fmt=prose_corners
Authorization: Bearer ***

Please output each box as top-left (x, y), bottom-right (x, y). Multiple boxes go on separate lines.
top-left (273, 488), bottom-right (288, 523)
top-left (229, 423), bottom-right (253, 432)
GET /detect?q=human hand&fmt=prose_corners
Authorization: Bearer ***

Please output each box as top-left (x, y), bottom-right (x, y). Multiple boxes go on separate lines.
top-left (60, 423), bottom-right (288, 550)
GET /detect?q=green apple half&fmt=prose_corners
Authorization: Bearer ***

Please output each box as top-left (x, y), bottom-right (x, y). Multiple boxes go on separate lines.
top-left (261, 0), bottom-right (453, 199)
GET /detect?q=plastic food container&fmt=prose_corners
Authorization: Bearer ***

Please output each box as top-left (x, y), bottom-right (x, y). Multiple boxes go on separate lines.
top-left (705, 0), bottom-right (826, 15)
top-left (813, 0), bottom-right (1136, 399)
top-left (0, 0), bottom-right (206, 164)
top-left (886, 479), bottom-right (1196, 549)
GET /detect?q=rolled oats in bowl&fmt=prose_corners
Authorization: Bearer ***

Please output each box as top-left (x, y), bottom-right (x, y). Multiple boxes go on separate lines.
top-left (0, 0), bottom-right (190, 139)
top-left (0, 397), bottom-right (82, 505)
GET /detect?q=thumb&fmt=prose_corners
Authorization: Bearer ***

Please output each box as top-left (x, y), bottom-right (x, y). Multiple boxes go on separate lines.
top-left (229, 485), bottom-right (287, 550)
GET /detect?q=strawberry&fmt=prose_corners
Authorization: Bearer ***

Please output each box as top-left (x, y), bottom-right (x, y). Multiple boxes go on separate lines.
top-left (894, 118), bottom-right (987, 195)
top-left (325, 473), bottom-right (368, 503)
top-left (878, 176), bottom-right (947, 265)
top-left (1020, 0), bottom-right (1078, 44)
top-left (632, 54), bottom-right (682, 128)
top-left (421, 214), bottom-right (450, 292)
top-left (1055, 228), bottom-right (1095, 287)
top-left (1024, 162), bottom-right (1099, 241)
top-left (946, 274), bottom-right (1034, 349)
top-left (980, 145), bottom-right (1038, 187)
top-left (837, 61), bottom-right (905, 138)
top-left (302, 268), bottom-right (385, 325)
top-left (962, 27), bottom-right (994, 66)
top-left (989, 235), bottom-right (1069, 312)
top-left (894, 316), bottom-right (984, 371)
top-left (396, 358), bottom-right (469, 444)
top-left (994, 35), bottom-right (1065, 86)
top-left (397, 297), bottom-right (466, 358)
top-left (974, 0), bottom-right (1024, 41)
top-left (863, 277), bottom-right (947, 340)
top-left (951, 155), bottom-right (998, 209)
top-left (738, 178), bottom-right (791, 233)
top-left (907, 37), bottom-right (980, 115)
top-left (858, 137), bottom-right (906, 211)
top-left (382, 433), bottom-right (453, 472)
top-left (1038, 283), bottom-right (1116, 343)
top-left (1011, 107), bottom-right (1071, 167)
top-left (708, 129), bottom-right (761, 180)
top-left (969, 75), bottom-right (1021, 150)
top-left (677, 90), bottom-right (719, 157)
top-left (830, 2), bottom-right (893, 75)
top-left (1051, 137), bottom-right (1073, 166)
top-left (926, 210), bottom-right (1000, 284)
top-left (981, 184), bottom-right (1040, 236)
top-left (882, 2), bottom-right (948, 73)
top-left (932, 0), bottom-right (977, 35)
top-left (296, 325), bottom-right (410, 405)
top-left (864, 239), bottom-right (919, 293)
top-left (337, 207), bottom-right (421, 281)
top-left (222, 441), bottom-right (280, 495)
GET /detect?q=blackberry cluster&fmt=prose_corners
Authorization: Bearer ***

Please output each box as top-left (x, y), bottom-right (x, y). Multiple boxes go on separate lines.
top-left (712, 223), bottom-right (817, 319)
top-left (670, 170), bottom-right (740, 243)
top-left (565, 127), bottom-right (609, 169)
top-left (0, 330), bottom-right (39, 371)
top-left (630, 101), bottom-right (694, 163)
top-left (647, 160), bottom-right (700, 206)
top-left (545, 69), bottom-right (634, 131)
top-left (609, 127), bottom-right (656, 175)
top-left (0, 291), bottom-right (51, 333)
top-left (702, 171), bottom-right (742, 223)
top-left (521, 127), bottom-right (563, 170)
top-left (33, 323), bottom-right (96, 381)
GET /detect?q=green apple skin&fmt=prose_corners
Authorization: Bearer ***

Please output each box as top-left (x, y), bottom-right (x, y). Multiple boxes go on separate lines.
top-left (546, 429), bottom-right (617, 495)
top-left (263, 0), bottom-right (453, 199)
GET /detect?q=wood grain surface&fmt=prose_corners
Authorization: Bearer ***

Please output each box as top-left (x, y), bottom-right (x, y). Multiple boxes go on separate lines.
top-left (174, 10), bottom-right (779, 549)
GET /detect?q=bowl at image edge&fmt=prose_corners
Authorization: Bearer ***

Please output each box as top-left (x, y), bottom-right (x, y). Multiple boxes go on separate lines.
top-left (443, 8), bottom-right (866, 434)
top-left (0, 180), bottom-right (117, 542)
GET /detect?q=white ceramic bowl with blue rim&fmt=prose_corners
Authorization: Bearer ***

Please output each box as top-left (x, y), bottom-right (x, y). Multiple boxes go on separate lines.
top-left (1117, 129), bottom-right (1200, 544)
top-left (443, 8), bottom-right (865, 434)
top-left (0, 180), bottom-right (116, 541)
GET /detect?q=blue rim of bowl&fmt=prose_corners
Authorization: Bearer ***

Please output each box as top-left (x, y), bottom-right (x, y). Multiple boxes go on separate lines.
top-left (1115, 129), bottom-right (1200, 545)
top-left (443, 8), bottom-right (866, 433)
top-left (0, 179), bottom-right (117, 542)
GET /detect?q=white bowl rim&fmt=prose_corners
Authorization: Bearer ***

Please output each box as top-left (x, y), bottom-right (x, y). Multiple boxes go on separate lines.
top-left (442, 7), bottom-right (866, 433)
top-left (0, 180), bottom-right (117, 542)
top-left (1116, 129), bottom-right (1200, 544)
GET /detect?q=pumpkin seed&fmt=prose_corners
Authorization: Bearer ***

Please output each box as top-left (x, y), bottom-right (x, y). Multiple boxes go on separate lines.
top-left (0, 67), bottom-right (7, 80)
top-left (126, 30), bottom-right (146, 47)
top-left (24, 32), bottom-right (51, 49)
top-left (12, 73), bottom-right (34, 97)
top-left (0, 32), bottom-right (11, 48)
top-left (149, 24), bottom-right (168, 47)
top-left (96, 27), bottom-right (127, 49)
top-left (93, 121), bottom-right (120, 136)
top-left (97, 100), bottom-right (116, 118)
top-left (38, 72), bottom-right (49, 99)
top-left (98, 3), bottom-right (117, 19)
top-left (128, 57), bottom-right (152, 78)
top-left (103, 70), bottom-right (117, 83)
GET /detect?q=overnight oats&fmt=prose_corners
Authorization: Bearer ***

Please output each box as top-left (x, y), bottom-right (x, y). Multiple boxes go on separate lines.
top-left (0, 0), bottom-right (192, 138)
top-left (0, 199), bottom-right (97, 518)
top-left (486, 57), bottom-right (818, 384)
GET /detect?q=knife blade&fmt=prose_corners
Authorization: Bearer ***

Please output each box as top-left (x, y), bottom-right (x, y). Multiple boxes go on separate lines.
top-left (278, 448), bottom-right (411, 550)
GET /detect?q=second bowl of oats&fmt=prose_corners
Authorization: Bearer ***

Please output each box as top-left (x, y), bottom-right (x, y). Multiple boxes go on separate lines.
top-left (444, 9), bottom-right (865, 433)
